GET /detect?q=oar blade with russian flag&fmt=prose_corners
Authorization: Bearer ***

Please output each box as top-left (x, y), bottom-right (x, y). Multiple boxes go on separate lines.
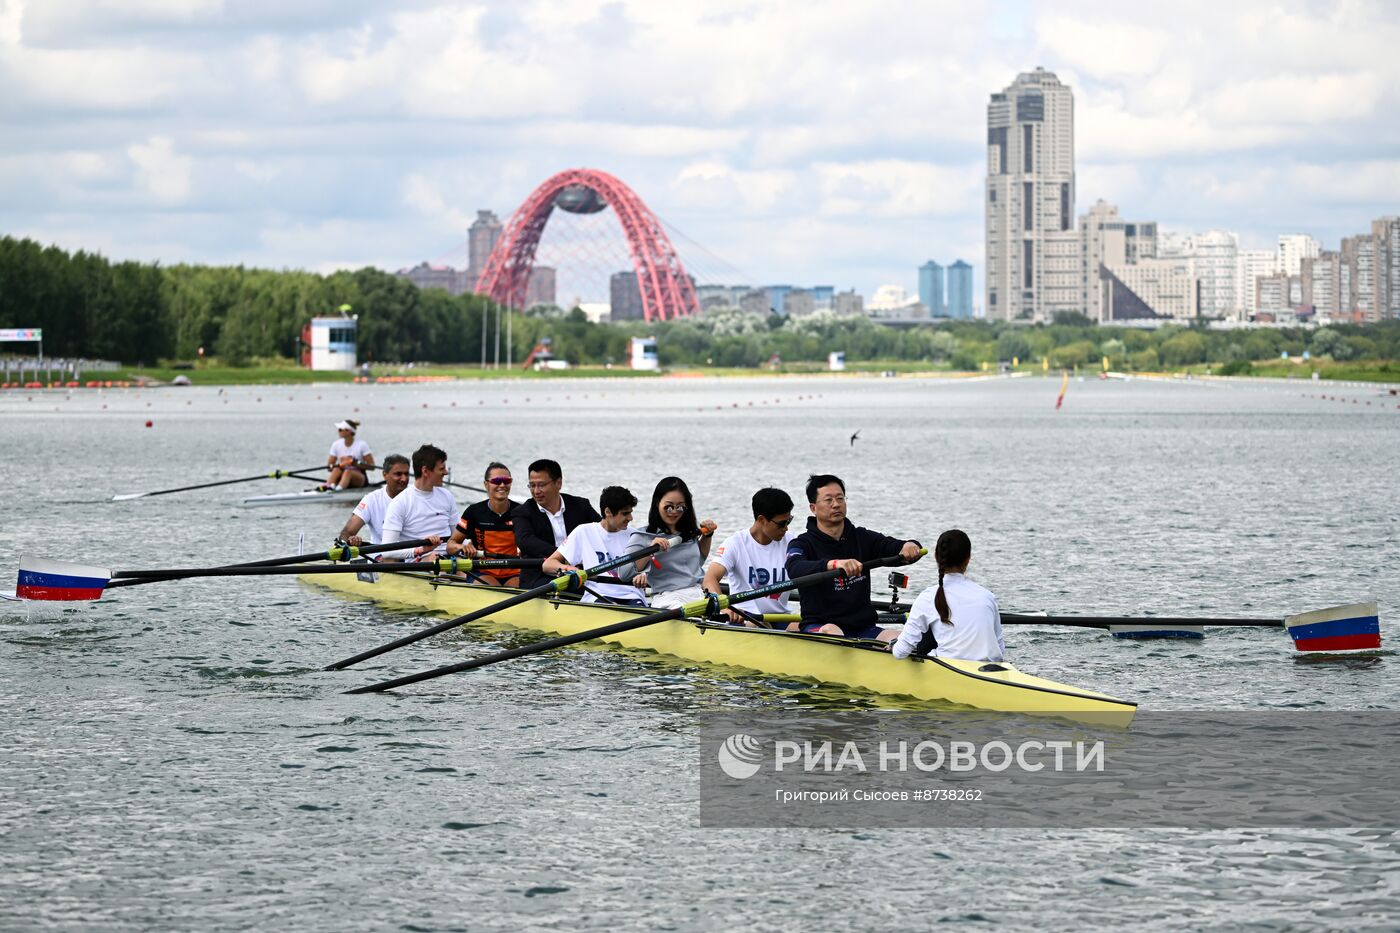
top-left (16, 557), bottom-right (112, 600)
top-left (1285, 601), bottom-right (1381, 654)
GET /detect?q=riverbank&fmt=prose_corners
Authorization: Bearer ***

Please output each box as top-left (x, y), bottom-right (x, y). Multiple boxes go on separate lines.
top-left (80, 357), bottom-right (1400, 387)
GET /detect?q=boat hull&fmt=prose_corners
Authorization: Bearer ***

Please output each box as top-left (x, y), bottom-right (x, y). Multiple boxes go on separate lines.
top-left (241, 487), bottom-right (370, 508)
top-left (306, 570), bottom-right (1137, 727)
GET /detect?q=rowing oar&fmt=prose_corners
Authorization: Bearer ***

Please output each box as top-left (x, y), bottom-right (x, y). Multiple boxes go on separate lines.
top-left (101, 537), bottom-right (442, 589)
top-left (999, 612), bottom-right (1282, 629)
top-left (878, 599), bottom-right (1285, 628)
top-left (345, 550), bottom-right (925, 694)
top-left (14, 551), bottom-right (539, 599)
top-left (324, 535), bottom-right (683, 671)
top-left (112, 557), bottom-right (538, 580)
top-left (110, 466), bottom-right (331, 501)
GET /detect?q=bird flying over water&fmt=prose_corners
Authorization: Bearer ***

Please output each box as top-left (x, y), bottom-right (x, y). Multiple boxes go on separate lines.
top-left (850, 430), bottom-right (861, 446)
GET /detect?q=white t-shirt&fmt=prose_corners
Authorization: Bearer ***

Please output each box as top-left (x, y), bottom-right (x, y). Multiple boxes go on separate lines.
top-left (330, 437), bottom-right (372, 464)
top-left (559, 522), bottom-right (645, 604)
top-left (351, 487), bottom-right (394, 545)
top-left (707, 529), bottom-right (796, 615)
top-left (380, 485), bottom-right (456, 559)
top-left (892, 573), bottom-right (1004, 662)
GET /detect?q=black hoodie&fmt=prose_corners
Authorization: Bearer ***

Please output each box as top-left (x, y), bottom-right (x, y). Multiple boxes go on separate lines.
top-left (785, 517), bottom-right (913, 634)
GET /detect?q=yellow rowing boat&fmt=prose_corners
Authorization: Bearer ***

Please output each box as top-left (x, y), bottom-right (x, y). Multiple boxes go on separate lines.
top-left (304, 569), bottom-right (1138, 727)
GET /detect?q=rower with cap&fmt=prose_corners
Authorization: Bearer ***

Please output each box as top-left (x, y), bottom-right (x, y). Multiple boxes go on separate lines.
top-left (327, 419), bottom-right (374, 490)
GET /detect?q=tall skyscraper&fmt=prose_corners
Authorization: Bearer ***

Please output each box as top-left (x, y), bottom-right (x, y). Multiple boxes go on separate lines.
top-left (986, 67), bottom-right (1076, 322)
top-left (947, 260), bottom-right (973, 318)
top-left (467, 210), bottom-right (503, 285)
top-left (918, 261), bottom-right (945, 315)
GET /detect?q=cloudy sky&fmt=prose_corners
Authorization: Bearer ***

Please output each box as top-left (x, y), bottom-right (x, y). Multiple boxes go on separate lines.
top-left (2, 0), bottom-right (1398, 305)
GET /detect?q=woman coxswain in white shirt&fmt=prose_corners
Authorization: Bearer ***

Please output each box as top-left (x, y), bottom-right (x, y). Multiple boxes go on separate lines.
top-left (890, 529), bottom-right (1004, 662)
top-left (326, 419), bottom-right (374, 490)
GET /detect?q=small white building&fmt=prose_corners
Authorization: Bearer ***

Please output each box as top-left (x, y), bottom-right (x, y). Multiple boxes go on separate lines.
top-left (303, 317), bottom-right (357, 371)
top-left (630, 336), bottom-right (658, 370)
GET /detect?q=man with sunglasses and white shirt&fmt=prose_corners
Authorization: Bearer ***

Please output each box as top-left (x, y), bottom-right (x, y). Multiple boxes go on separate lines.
top-left (702, 487), bottom-right (800, 629)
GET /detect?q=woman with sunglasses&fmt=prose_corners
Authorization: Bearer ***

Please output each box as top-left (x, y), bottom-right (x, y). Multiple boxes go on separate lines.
top-left (629, 476), bottom-right (717, 609)
top-left (447, 462), bottom-right (521, 586)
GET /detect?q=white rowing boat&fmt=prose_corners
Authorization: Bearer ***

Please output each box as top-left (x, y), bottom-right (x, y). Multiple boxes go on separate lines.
top-left (240, 484), bottom-right (380, 508)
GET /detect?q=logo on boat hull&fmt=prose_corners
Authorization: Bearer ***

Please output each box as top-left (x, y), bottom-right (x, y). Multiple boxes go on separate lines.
top-left (717, 733), bottom-right (763, 779)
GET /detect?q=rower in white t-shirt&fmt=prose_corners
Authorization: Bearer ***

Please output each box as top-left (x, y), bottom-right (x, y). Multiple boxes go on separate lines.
top-left (543, 486), bottom-right (663, 606)
top-left (891, 529), bottom-right (1004, 662)
top-left (702, 487), bottom-right (799, 628)
top-left (379, 445), bottom-right (455, 560)
top-left (338, 455), bottom-right (411, 546)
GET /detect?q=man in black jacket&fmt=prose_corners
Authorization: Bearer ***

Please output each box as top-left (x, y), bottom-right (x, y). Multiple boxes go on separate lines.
top-left (784, 473), bottom-right (921, 641)
top-left (512, 458), bottom-right (602, 587)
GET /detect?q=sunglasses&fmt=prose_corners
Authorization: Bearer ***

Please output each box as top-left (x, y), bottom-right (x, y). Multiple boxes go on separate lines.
top-left (661, 503), bottom-right (687, 514)
top-left (768, 517), bottom-right (793, 528)
top-left (487, 477), bottom-right (513, 486)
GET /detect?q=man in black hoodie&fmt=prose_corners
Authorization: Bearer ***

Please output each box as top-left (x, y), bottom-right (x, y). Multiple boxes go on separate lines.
top-left (784, 474), bottom-right (922, 641)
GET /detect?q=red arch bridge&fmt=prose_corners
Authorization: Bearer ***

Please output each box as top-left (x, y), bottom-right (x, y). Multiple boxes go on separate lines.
top-left (474, 168), bottom-right (700, 322)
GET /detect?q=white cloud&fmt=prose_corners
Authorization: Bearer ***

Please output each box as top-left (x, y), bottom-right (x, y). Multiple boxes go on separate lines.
top-left (1037, 17), bottom-right (1169, 78)
top-left (127, 136), bottom-right (191, 203)
top-left (1, 0), bottom-right (1398, 301)
top-left (671, 161), bottom-right (799, 215)
top-left (816, 161), bottom-right (981, 218)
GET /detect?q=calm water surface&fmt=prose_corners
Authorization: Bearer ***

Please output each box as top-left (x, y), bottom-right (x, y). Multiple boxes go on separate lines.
top-left (2, 375), bottom-right (1398, 930)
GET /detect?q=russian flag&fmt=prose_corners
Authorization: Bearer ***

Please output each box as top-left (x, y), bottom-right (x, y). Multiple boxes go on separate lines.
top-left (16, 557), bottom-right (111, 600)
top-left (1285, 601), bottom-right (1381, 653)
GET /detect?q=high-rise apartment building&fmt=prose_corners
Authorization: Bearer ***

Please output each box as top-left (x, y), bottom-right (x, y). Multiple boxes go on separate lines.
top-left (1372, 216), bottom-right (1400, 319)
top-left (1159, 230), bottom-right (1239, 318)
top-left (1078, 201), bottom-right (1163, 321)
top-left (525, 266), bottom-right (557, 308)
top-left (468, 210), bottom-right (503, 285)
top-left (1277, 234), bottom-right (1321, 278)
top-left (609, 271), bottom-right (645, 321)
top-left (1235, 250), bottom-right (1278, 313)
top-left (986, 67), bottom-right (1075, 322)
top-left (946, 260), bottom-right (974, 317)
top-left (1302, 251), bottom-right (1343, 315)
top-left (918, 261), bottom-right (945, 316)
top-left (1341, 234), bottom-right (1378, 321)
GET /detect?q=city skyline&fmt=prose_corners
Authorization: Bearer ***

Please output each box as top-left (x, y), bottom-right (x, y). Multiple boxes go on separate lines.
top-left (2, 1), bottom-right (1398, 305)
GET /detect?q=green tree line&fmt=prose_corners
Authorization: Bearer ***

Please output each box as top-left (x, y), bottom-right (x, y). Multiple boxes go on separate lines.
top-left (2, 235), bottom-right (1398, 372)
